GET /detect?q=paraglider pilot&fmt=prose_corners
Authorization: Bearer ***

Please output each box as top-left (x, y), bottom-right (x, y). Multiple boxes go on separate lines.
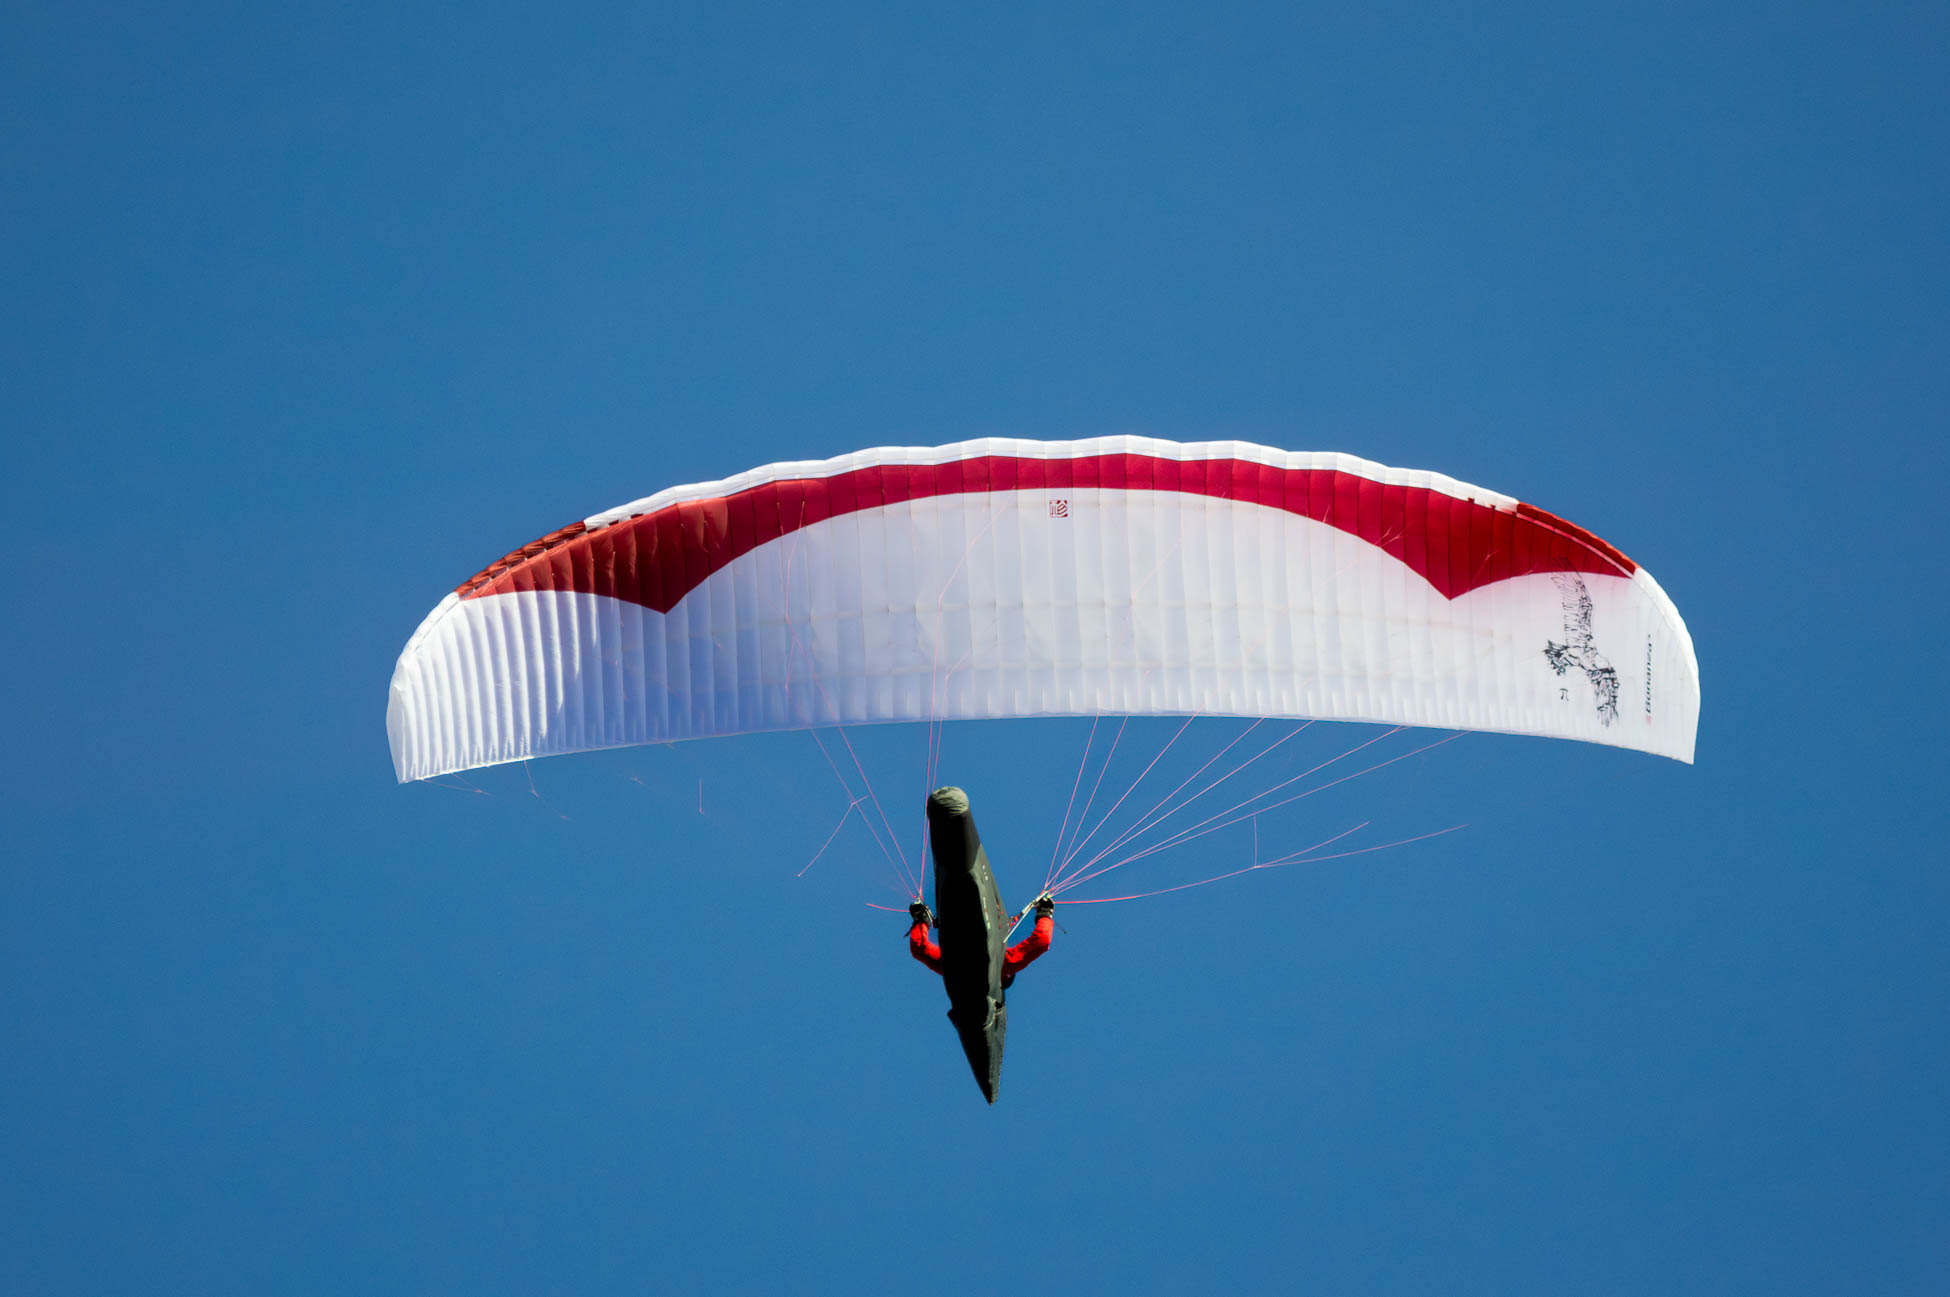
top-left (905, 786), bottom-right (1056, 1103)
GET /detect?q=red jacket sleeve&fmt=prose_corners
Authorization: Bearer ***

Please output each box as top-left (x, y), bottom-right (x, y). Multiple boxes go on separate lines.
top-left (908, 922), bottom-right (942, 973)
top-left (1001, 914), bottom-right (1054, 987)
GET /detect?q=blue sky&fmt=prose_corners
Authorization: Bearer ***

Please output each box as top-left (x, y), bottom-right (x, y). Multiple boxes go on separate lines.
top-left (5, 3), bottom-right (1946, 1293)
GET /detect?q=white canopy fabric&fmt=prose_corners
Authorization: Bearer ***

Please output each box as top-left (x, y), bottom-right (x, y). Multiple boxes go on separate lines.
top-left (388, 437), bottom-right (1698, 781)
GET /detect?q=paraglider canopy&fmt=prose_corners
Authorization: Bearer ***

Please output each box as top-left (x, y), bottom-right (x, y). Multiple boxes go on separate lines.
top-left (387, 436), bottom-right (1698, 782)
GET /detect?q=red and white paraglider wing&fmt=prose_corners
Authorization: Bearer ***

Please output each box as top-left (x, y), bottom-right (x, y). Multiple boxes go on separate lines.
top-left (386, 436), bottom-right (1698, 781)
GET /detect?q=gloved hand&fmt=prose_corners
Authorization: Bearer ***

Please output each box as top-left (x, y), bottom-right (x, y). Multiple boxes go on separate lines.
top-left (909, 900), bottom-right (934, 928)
top-left (1033, 893), bottom-right (1055, 918)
